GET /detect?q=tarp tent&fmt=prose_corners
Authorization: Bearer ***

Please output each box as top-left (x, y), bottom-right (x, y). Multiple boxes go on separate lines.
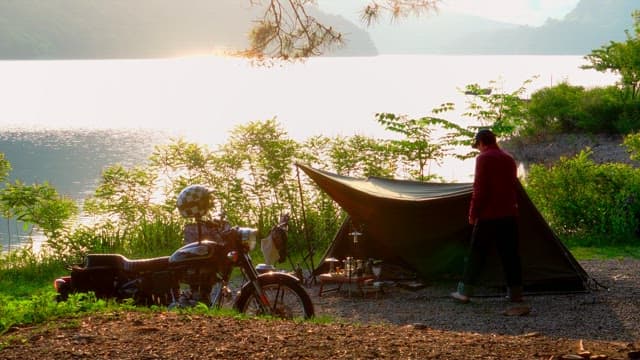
top-left (298, 163), bottom-right (593, 294)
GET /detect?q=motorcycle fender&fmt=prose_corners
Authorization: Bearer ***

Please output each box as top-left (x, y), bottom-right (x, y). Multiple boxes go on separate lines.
top-left (70, 266), bottom-right (118, 297)
top-left (256, 271), bottom-right (300, 283)
top-left (237, 271), bottom-right (300, 296)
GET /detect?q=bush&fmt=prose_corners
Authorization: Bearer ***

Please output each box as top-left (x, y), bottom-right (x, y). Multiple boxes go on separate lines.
top-left (616, 98), bottom-right (640, 133)
top-left (577, 86), bottom-right (624, 133)
top-left (525, 83), bottom-right (585, 135)
top-left (526, 149), bottom-right (640, 246)
top-left (525, 84), bottom-right (640, 135)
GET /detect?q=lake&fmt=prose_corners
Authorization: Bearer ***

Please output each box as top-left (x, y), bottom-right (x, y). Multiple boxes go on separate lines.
top-left (0, 55), bottom-right (618, 251)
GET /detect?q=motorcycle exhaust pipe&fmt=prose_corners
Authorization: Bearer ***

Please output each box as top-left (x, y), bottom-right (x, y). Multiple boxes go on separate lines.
top-left (54, 276), bottom-right (71, 291)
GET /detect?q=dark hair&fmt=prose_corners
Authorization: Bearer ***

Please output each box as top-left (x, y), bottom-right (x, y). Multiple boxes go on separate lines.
top-left (472, 129), bottom-right (496, 148)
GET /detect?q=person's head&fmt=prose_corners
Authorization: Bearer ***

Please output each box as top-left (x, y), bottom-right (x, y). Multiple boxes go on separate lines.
top-left (472, 129), bottom-right (497, 149)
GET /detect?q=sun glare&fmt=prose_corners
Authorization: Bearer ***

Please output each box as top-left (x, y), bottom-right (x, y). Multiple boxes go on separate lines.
top-left (173, 46), bottom-right (238, 60)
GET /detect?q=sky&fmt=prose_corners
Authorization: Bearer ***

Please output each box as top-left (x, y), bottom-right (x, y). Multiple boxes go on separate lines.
top-left (439, 0), bottom-right (580, 26)
top-left (318, 0), bottom-right (581, 27)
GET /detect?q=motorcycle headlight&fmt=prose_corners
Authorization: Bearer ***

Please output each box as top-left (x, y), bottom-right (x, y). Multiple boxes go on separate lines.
top-left (238, 227), bottom-right (258, 251)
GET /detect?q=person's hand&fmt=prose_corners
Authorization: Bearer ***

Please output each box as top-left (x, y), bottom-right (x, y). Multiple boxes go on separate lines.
top-left (468, 216), bottom-right (476, 225)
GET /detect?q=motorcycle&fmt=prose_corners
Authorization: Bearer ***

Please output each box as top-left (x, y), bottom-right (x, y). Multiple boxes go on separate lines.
top-left (53, 185), bottom-right (314, 319)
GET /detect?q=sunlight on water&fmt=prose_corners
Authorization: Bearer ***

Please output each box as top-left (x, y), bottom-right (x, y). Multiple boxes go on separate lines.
top-left (0, 55), bottom-right (616, 143)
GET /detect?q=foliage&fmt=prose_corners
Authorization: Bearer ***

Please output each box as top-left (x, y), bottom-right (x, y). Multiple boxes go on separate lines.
top-left (577, 86), bottom-right (628, 133)
top-left (525, 82), bottom-right (586, 134)
top-left (83, 164), bottom-right (160, 228)
top-left (0, 247), bottom-right (67, 296)
top-left (616, 97), bottom-right (640, 134)
top-left (0, 153), bottom-right (10, 183)
top-left (221, 118), bottom-right (300, 228)
top-left (582, 11), bottom-right (640, 99)
top-left (56, 217), bottom-right (184, 260)
top-left (148, 138), bottom-right (224, 216)
top-left (0, 180), bottom-right (77, 242)
top-left (623, 131), bottom-right (640, 161)
top-left (374, 78), bottom-right (533, 167)
top-left (375, 112), bottom-right (465, 180)
top-left (523, 82), bottom-right (640, 135)
top-left (525, 149), bottom-right (640, 246)
top-left (460, 78), bottom-right (534, 138)
top-left (327, 135), bottom-right (396, 178)
top-left (0, 291), bottom-right (114, 337)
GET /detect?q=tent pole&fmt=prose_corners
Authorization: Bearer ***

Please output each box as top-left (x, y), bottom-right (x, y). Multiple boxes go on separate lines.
top-left (296, 165), bottom-right (316, 284)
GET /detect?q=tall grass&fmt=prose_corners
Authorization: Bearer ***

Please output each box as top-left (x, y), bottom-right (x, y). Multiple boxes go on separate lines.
top-left (54, 216), bottom-right (185, 260)
top-left (0, 247), bottom-right (68, 297)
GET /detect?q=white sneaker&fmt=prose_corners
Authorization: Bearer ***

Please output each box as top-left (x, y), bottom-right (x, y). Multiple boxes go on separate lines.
top-left (450, 291), bottom-right (470, 303)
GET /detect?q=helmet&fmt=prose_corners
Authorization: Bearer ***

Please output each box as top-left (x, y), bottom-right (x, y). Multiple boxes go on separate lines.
top-left (176, 185), bottom-right (213, 218)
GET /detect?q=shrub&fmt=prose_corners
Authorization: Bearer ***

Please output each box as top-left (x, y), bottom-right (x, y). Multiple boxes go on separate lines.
top-left (577, 86), bottom-right (624, 133)
top-left (526, 149), bottom-right (640, 246)
top-left (616, 98), bottom-right (640, 133)
top-left (525, 83), bottom-right (585, 135)
top-left (525, 84), bottom-right (640, 135)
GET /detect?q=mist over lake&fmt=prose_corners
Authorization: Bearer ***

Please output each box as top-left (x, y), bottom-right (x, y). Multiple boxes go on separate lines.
top-left (0, 54), bottom-right (618, 250)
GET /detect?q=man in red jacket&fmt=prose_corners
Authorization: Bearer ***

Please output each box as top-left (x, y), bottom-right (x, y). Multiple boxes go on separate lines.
top-left (450, 129), bottom-right (523, 304)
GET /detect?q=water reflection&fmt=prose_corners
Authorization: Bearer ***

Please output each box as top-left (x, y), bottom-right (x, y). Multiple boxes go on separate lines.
top-left (0, 128), bottom-right (170, 252)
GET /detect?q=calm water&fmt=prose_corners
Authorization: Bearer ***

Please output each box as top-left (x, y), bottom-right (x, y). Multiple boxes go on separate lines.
top-left (0, 128), bottom-right (170, 251)
top-left (0, 55), bottom-right (617, 251)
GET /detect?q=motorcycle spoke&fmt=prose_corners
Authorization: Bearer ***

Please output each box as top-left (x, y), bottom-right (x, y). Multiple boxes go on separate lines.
top-left (243, 283), bottom-right (308, 319)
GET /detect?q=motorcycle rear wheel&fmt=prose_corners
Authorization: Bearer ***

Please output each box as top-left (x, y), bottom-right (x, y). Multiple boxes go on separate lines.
top-left (234, 273), bottom-right (314, 319)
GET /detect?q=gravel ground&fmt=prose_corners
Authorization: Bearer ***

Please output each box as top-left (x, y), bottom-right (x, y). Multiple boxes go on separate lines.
top-left (310, 259), bottom-right (640, 343)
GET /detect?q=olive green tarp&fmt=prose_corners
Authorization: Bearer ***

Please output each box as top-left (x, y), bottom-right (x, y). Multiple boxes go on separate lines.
top-left (298, 163), bottom-right (593, 293)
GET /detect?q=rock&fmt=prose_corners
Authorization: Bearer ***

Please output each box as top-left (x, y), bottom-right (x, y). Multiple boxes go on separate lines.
top-left (520, 332), bottom-right (541, 337)
top-left (409, 323), bottom-right (429, 330)
top-left (561, 355), bottom-right (586, 360)
top-left (502, 306), bottom-right (531, 316)
top-left (578, 350), bottom-right (592, 358)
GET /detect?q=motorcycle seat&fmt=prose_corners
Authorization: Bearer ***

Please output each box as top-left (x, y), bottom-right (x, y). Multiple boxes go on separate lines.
top-left (123, 256), bottom-right (170, 273)
top-left (85, 254), bottom-right (127, 268)
top-left (84, 254), bottom-right (170, 273)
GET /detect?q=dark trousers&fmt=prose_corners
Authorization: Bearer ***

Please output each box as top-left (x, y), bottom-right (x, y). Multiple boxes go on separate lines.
top-left (462, 216), bottom-right (522, 288)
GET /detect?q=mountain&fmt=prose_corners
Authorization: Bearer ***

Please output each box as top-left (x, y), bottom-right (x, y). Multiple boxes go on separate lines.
top-left (0, 0), bottom-right (637, 59)
top-left (362, 12), bottom-right (520, 54)
top-left (0, 0), bottom-right (376, 59)
top-left (367, 0), bottom-right (638, 55)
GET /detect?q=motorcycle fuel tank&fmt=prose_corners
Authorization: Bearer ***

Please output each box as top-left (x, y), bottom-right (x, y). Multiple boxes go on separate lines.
top-left (169, 240), bottom-right (217, 264)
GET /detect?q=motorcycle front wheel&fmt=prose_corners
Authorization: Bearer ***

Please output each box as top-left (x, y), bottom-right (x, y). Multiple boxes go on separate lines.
top-left (234, 273), bottom-right (314, 319)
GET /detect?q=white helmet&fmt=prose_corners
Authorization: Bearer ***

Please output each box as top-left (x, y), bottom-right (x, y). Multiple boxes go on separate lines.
top-left (176, 185), bottom-right (212, 218)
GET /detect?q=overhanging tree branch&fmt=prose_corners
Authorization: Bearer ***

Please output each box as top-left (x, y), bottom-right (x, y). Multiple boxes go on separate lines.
top-left (239, 0), bottom-right (439, 60)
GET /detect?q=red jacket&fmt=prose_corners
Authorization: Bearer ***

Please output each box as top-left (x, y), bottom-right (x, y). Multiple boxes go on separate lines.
top-left (468, 144), bottom-right (518, 223)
